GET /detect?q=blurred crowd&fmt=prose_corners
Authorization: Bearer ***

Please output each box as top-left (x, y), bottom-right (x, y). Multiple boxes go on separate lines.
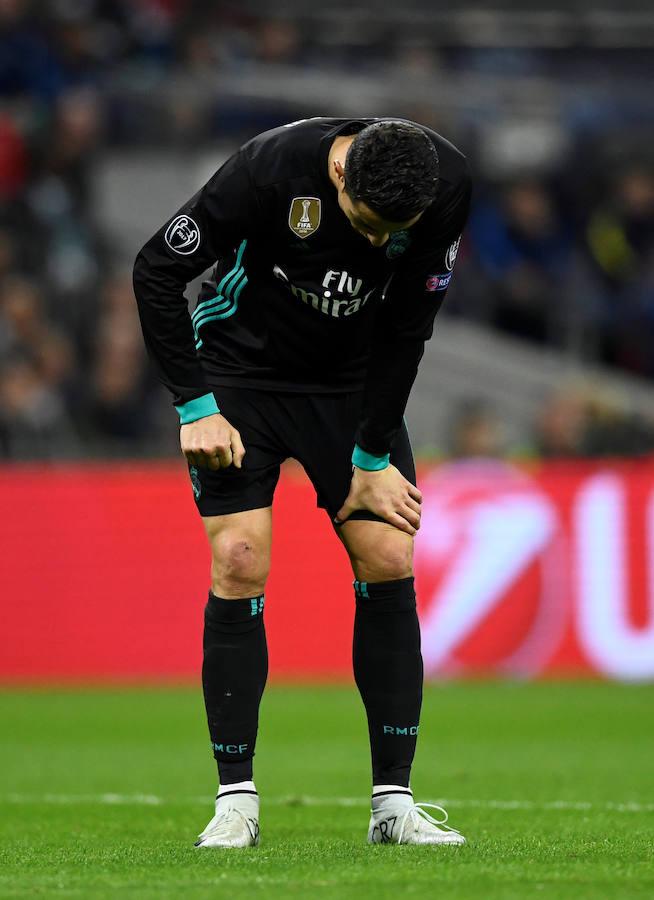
top-left (447, 388), bottom-right (654, 461)
top-left (1, 0), bottom-right (654, 459)
top-left (453, 169), bottom-right (654, 374)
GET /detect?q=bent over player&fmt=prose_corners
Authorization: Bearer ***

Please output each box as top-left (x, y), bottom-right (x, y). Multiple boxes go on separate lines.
top-left (133, 117), bottom-right (471, 847)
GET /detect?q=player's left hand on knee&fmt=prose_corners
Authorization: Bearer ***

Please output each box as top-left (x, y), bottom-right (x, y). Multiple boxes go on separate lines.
top-left (335, 464), bottom-right (422, 535)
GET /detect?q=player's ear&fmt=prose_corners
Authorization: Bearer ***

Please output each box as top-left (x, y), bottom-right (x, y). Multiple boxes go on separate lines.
top-left (334, 159), bottom-right (346, 182)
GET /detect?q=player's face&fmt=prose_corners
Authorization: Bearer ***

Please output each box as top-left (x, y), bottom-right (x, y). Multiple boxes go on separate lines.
top-left (338, 192), bottom-right (422, 248)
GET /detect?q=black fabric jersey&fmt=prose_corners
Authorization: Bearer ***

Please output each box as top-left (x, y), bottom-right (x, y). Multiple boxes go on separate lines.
top-left (133, 117), bottom-right (471, 456)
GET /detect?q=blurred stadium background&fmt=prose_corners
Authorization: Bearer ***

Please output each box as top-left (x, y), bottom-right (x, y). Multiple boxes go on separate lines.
top-left (1, 3), bottom-right (653, 896)
top-left (2, 0), bottom-right (654, 684)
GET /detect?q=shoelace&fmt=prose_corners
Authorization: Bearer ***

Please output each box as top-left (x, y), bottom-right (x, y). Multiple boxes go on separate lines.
top-left (397, 803), bottom-right (462, 844)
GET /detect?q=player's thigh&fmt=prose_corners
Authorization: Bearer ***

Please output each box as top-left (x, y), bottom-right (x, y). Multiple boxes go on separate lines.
top-left (339, 424), bottom-right (416, 579)
top-left (187, 387), bottom-right (285, 519)
top-left (202, 507), bottom-right (273, 597)
top-left (339, 518), bottom-right (414, 582)
top-left (297, 394), bottom-right (417, 526)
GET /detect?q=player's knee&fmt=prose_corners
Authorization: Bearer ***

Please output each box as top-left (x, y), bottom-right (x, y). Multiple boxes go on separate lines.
top-left (366, 552), bottom-right (413, 583)
top-left (211, 533), bottom-right (269, 596)
top-left (352, 534), bottom-right (414, 583)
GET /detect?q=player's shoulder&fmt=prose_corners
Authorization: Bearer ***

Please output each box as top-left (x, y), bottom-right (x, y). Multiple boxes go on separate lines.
top-left (238, 117), bottom-right (352, 189)
top-left (237, 115), bottom-right (469, 187)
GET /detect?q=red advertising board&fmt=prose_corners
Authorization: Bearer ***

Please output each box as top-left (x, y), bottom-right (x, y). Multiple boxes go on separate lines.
top-left (1, 459), bottom-right (653, 682)
top-left (416, 459), bottom-right (654, 681)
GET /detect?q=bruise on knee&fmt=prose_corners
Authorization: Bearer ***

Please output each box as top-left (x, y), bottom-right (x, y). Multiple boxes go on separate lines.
top-left (212, 534), bottom-right (269, 594)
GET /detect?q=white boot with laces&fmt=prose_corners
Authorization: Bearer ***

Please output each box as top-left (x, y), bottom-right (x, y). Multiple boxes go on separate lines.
top-left (368, 786), bottom-right (466, 846)
top-left (194, 783), bottom-right (260, 848)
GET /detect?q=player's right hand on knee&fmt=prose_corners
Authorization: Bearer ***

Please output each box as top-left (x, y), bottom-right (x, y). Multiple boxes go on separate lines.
top-left (180, 414), bottom-right (245, 471)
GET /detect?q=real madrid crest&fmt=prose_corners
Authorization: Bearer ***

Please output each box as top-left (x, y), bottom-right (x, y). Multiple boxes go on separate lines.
top-left (386, 229), bottom-right (412, 260)
top-left (189, 465), bottom-right (201, 500)
top-left (289, 197), bottom-right (321, 239)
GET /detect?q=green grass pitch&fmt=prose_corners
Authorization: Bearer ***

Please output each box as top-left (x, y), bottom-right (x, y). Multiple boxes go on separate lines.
top-left (0, 682), bottom-right (652, 898)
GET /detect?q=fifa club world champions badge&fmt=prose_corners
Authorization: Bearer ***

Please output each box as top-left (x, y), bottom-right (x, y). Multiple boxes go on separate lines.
top-left (289, 197), bottom-right (321, 239)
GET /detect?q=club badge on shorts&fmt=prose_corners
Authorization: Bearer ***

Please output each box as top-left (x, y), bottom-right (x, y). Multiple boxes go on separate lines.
top-left (289, 197), bottom-right (321, 239)
top-left (189, 465), bottom-right (201, 500)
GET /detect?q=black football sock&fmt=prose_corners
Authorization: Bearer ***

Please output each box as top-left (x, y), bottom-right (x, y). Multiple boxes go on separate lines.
top-left (353, 577), bottom-right (423, 789)
top-left (202, 591), bottom-right (268, 785)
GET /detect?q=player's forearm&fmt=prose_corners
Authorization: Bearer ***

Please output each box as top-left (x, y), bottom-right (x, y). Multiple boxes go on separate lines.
top-left (133, 250), bottom-right (217, 422)
top-left (353, 335), bottom-right (425, 468)
top-left (131, 151), bottom-right (255, 425)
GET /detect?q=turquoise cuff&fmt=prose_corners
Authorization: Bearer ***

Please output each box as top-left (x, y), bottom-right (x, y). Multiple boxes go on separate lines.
top-left (352, 444), bottom-right (390, 471)
top-left (175, 392), bottom-right (220, 425)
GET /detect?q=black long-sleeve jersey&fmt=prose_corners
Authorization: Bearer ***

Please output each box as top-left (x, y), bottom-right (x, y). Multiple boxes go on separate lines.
top-left (133, 116), bottom-right (471, 457)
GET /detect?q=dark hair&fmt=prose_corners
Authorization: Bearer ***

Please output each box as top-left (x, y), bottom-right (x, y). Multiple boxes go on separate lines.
top-left (344, 121), bottom-right (439, 221)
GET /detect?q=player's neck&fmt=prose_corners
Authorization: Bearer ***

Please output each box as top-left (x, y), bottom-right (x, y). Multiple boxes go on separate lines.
top-left (327, 135), bottom-right (356, 189)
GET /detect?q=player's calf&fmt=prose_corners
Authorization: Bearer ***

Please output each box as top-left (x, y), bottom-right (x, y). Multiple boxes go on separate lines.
top-left (352, 576), bottom-right (422, 788)
top-left (203, 591), bottom-right (268, 788)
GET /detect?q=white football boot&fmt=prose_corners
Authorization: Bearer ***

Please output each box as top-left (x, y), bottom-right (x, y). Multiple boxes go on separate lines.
top-left (368, 787), bottom-right (466, 846)
top-left (194, 785), bottom-right (260, 848)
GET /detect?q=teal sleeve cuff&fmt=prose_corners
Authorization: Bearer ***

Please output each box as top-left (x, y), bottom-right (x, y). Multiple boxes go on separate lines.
top-left (175, 392), bottom-right (220, 425)
top-left (352, 444), bottom-right (390, 471)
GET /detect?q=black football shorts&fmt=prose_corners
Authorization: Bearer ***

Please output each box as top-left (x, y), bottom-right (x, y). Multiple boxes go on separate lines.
top-left (186, 386), bottom-right (416, 525)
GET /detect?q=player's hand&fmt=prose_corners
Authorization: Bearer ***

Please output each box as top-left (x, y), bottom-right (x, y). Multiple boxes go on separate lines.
top-left (334, 464), bottom-right (422, 536)
top-left (180, 413), bottom-right (245, 471)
